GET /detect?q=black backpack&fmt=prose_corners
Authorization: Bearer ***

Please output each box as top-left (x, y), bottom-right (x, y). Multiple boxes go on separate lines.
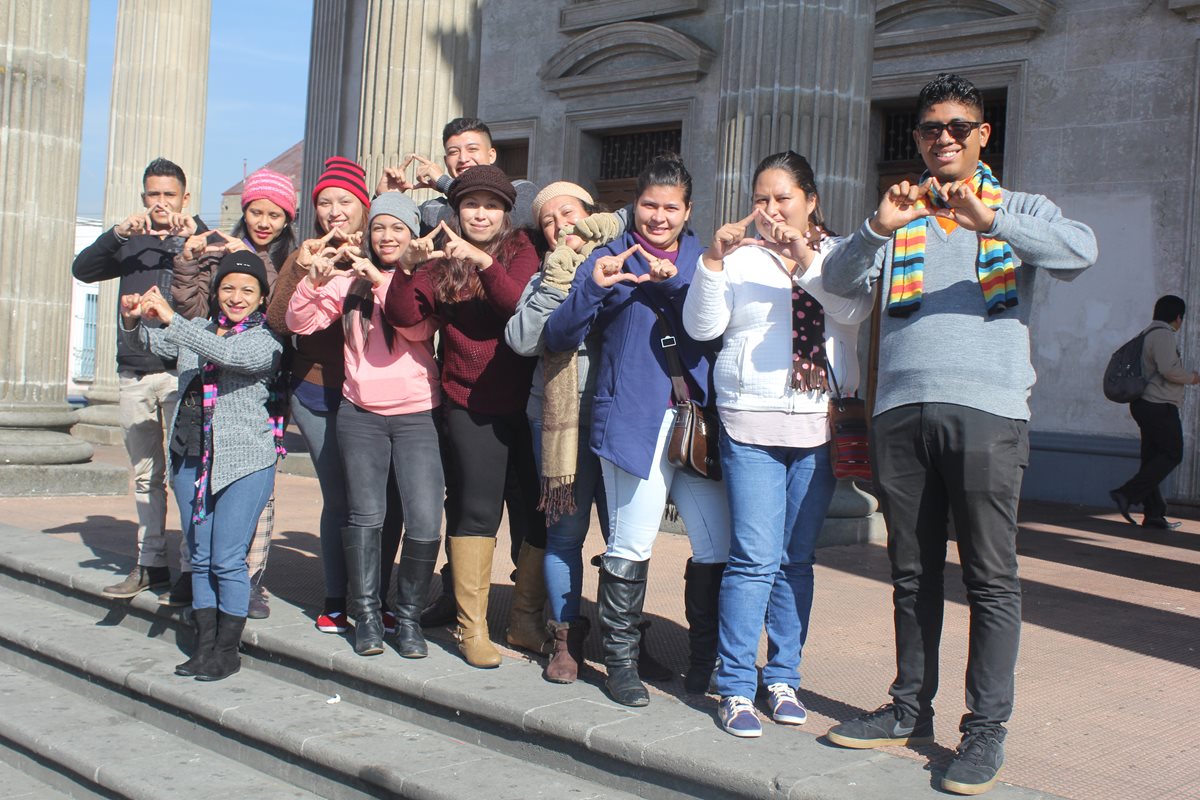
top-left (1103, 331), bottom-right (1149, 403)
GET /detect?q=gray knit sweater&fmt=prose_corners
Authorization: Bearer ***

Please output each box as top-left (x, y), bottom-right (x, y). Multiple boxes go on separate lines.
top-left (121, 315), bottom-right (284, 492)
top-left (822, 191), bottom-right (1098, 421)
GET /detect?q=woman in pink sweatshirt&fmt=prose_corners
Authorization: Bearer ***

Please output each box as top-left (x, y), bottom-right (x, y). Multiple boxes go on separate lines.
top-left (285, 192), bottom-right (443, 658)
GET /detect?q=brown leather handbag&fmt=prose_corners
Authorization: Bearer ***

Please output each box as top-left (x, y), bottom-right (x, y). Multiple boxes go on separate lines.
top-left (652, 311), bottom-right (722, 481)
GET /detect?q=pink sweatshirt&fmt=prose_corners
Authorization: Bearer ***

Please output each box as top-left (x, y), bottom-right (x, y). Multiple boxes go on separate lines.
top-left (286, 271), bottom-right (440, 416)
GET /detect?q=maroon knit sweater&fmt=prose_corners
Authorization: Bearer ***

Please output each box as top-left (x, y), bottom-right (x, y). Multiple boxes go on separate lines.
top-left (382, 230), bottom-right (539, 417)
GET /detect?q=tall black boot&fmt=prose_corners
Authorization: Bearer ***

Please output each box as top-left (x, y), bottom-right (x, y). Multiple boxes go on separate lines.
top-left (175, 607), bottom-right (217, 676)
top-left (598, 556), bottom-right (650, 707)
top-left (683, 559), bottom-right (725, 694)
top-left (195, 612), bottom-right (246, 682)
top-left (344, 526), bottom-right (385, 656)
top-left (394, 537), bottom-right (439, 658)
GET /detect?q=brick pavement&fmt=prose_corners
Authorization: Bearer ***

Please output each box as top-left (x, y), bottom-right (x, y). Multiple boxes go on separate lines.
top-left (1, 442), bottom-right (1197, 800)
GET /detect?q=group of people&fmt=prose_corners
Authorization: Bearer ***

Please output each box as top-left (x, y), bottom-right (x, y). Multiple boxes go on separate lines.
top-left (73, 73), bottom-right (1098, 796)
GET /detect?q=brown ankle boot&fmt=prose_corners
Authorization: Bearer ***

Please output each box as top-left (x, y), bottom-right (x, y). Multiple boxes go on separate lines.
top-left (544, 617), bottom-right (590, 684)
top-left (450, 536), bottom-right (501, 668)
top-left (505, 542), bottom-right (552, 654)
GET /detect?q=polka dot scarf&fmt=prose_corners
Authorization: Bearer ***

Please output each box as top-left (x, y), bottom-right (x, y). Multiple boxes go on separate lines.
top-left (790, 285), bottom-right (829, 393)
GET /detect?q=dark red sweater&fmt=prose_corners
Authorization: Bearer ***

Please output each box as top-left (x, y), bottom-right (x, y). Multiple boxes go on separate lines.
top-left (382, 231), bottom-right (539, 417)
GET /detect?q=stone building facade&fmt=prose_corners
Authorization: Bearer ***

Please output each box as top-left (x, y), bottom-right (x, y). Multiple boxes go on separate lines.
top-left (304, 0), bottom-right (1200, 508)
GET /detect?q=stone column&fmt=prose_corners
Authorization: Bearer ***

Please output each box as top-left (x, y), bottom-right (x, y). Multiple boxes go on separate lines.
top-left (355, 0), bottom-right (484, 203)
top-left (713, 0), bottom-right (882, 546)
top-left (0, 0), bottom-right (126, 496)
top-left (76, 0), bottom-right (212, 442)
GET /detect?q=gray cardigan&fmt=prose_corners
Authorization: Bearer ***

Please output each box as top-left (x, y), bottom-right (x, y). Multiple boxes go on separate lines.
top-left (121, 315), bottom-right (284, 492)
top-left (822, 190), bottom-right (1098, 421)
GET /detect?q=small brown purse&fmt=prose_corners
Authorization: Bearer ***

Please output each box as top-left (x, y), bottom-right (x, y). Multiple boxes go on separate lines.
top-left (652, 312), bottom-right (722, 481)
top-left (827, 357), bottom-right (871, 481)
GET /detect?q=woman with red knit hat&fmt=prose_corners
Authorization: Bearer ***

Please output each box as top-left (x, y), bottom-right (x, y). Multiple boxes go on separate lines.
top-left (383, 164), bottom-right (544, 668)
top-left (267, 156), bottom-right (405, 637)
top-left (167, 167), bottom-right (299, 618)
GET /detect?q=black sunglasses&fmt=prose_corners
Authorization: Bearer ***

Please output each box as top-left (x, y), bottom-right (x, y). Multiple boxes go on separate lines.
top-left (915, 120), bottom-right (984, 141)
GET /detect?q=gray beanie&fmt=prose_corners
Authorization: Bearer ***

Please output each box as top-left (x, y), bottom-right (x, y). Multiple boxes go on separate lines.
top-left (368, 192), bottom-right (420, 237)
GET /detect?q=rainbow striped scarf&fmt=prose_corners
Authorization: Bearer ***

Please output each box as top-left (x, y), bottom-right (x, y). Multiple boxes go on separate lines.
top-left (887, 162), bottom-right (1016, 318)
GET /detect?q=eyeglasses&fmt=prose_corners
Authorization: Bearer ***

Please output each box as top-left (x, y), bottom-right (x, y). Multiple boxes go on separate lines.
top-left (915, 121), bottom-right (984, 141)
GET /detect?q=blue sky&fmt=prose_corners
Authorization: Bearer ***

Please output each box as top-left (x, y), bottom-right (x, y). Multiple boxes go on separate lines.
top-left (76, 0), bottom-right (313, 219)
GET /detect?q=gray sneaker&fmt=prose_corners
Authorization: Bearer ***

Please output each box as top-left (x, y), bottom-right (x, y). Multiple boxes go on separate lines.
top-left (942, 729), bottom-right (1005, 795)
top-left (247, 585), bottom-right (271, 619)
top-left (102, 565), bottom-right (170, 599)
top-left (826, 703), bottom-right (934, 749)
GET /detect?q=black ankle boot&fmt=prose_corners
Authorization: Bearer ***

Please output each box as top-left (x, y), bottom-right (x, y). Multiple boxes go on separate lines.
top-left (344, 526), bottom-right (385, 656)
top-left (598, 556), bottom-right (650, 707)
top-left (175, 607), bottom-right (217, 676)
top-left (683, 559), bottom-right (725, 694)
top-left (195, 612), bottom-right (246, 682)
top-left (394, 538), bottom-right (440, 658)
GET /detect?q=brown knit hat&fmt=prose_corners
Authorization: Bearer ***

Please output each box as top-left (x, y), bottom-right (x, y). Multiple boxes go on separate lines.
top-left (311, 156), bottom-right (369, 209)
top-left (447, 164), bottom-right (516, 211)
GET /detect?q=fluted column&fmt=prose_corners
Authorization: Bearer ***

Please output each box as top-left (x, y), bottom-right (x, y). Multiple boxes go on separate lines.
top-left (356, 0), bottom-right (484, 203)
top-left (714, 0), bottom-right (874, 233)
top-left (0, 0), bottom-right (125, 495)
top-left (82, 0), bottom-right (211, 426)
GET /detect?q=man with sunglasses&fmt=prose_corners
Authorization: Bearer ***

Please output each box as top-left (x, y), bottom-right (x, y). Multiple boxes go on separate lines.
top-left (821, 74), bottom-right (1097, 795)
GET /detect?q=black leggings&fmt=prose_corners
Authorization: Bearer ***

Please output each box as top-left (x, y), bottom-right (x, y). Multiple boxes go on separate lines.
top-left (444, 403), bottom-right (545, 549)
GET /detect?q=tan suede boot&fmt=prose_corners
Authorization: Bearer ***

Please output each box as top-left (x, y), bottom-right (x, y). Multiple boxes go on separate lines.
top-left (449, 536), bottom-right (501, 668)
top-left (505, 542), bottom-right (552, 655)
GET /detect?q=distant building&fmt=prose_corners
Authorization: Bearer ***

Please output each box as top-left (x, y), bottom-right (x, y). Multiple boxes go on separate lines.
top-left (69, 218), bottom-right (104, 399)
top-left (218, 140), bottom-right (303, 231)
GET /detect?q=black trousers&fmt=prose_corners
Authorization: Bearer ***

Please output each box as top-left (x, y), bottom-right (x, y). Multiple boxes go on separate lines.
top-left (871, 403), bottom-right (1028, 733)
top-left (1118, 399), bottom-right (1183, 521)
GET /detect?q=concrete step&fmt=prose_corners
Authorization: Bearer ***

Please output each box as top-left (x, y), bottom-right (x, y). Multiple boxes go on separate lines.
top-left (0, 523), bottom-right (1057, 799)
top-left (0, 754), bottom-right (76, 799)
top-left (0, 663), bottom-right (321, 800)
top-left (0, 584), bottom-right (643, 800)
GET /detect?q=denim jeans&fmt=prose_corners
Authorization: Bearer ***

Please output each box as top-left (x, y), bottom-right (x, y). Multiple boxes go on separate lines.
top-left (714, 431), bottom-right (836, 700)
top-left (337, 402), bottom-right (444, 543)
top-left (172, 457), bottom-right (274, 616)
top-left (291, 398), bottom-right (351, 597)
top-left (529, 399), bottom-right (608, 622)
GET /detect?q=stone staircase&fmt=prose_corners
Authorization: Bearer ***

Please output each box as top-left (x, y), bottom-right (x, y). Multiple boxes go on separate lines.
top-left (0, 523), bottom-right (1052, 800)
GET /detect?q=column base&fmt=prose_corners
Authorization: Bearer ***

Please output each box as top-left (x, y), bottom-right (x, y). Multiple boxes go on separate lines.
top-left (0, 462), bottom-right (128, 497)
top-left (73, 403), bottom-right (124, 446)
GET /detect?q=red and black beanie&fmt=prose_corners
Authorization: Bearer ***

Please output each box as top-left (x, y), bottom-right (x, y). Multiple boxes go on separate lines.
top-left (311, 156), bottom-right (370, 209)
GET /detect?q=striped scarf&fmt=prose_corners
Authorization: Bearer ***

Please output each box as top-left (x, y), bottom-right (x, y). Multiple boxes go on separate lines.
top-left (192, 310), bottom-right (287, 523)
top-left (887, 162), bottom-right (1016, 318)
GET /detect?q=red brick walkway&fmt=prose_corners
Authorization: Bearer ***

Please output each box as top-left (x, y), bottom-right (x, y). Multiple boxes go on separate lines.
top-left (2, 443), bottom-right (1197, 800)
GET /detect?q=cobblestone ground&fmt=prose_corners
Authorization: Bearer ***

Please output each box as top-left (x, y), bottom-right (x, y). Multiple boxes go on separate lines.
top-left (2, 442), bottom-right (1197, 800)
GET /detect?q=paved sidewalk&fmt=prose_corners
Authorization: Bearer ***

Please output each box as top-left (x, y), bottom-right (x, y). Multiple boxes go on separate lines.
top-left (1, 443), bottom-right (1197, 799)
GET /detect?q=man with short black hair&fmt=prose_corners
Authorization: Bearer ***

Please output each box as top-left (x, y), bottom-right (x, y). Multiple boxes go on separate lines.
top-left (1110, 294), bottom-right (1199, 529)
top-left (821, 73), bottom-right (1098, 795)
top-left (378, 117), bottom-right (539, 231)
top-left (73, 157), bottom-right (207, 600)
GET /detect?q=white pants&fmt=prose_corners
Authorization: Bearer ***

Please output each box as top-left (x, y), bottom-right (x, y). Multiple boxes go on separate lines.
top-left (600, 408), bottom-right (730, 564)
top-left (118, 369), bottom-right (179, 569)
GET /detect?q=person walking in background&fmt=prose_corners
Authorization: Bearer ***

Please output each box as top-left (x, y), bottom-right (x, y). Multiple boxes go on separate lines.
top-left (1110, 294), bottom-right (1199, 530)
top-left (382, 164), bottom-right (544, 669)
top-left (286, 192), bottom-right (444, 658)
top-left (120, 252), bottom-right (283, 682)
top-left (821, 74), bottom-right (1097, 795)
top-left (168, 167), bottom-right (299, 616)
top-left (72, 158), bottom-right (207, 601)
top-left (684, 151), bottom-right (871, 738)
top-left (544, 154), bottom-right (730, 708)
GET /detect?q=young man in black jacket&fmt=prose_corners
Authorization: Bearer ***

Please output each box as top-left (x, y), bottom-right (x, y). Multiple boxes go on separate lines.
top-left (72, 157), bottom-right (207, 600)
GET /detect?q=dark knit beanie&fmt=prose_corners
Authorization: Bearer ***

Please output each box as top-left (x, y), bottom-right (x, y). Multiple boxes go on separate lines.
top-left (212, 251), bottom-right (270, 298)
top-left (447, 164), bottom-right (516, 211)
top-left (311, 156), bottom-right (370, 209)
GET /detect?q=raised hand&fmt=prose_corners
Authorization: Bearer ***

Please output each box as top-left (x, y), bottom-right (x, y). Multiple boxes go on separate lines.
top-left (754, 208), bottom-right (821, 268)
top-left (211, 230), bottom-right (249, 253)
top-left (347, 253), bottom-right (386, 286)
top-left (306, 250), bottom-right (338, 287)
top-left (376, 156), bottom-right (415, 194)
top-left (163, 212), bottom-right (198, 238)
top-left (181, 232), bottom-right (216, 260)
top-left (115, 212), bottom-right (152, 238)
top-left (702, 210), bottom-right (759, 271)
top-left (139, 285), bottom-right (175, 324)
top-left (119, 292), bottom-right (143, 323)
top-left (572, 212), bottom-right (623, 244)
top-left (437, 221), bottom-right (493, 270)
top-left (295, 228), bottom-right (341, 268)
top-left (402, 228), bottom-right (446, 269)
top-left (871, 178), bottom-right (937, 236)
top-left (637, 244), bottom-right (677, 283)
top-left (931, 179), bottom-right (996, 232)
top-left (591, 245), bottom-right (645, 288)
top-left (410, 154), bottom-right (444, 191)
